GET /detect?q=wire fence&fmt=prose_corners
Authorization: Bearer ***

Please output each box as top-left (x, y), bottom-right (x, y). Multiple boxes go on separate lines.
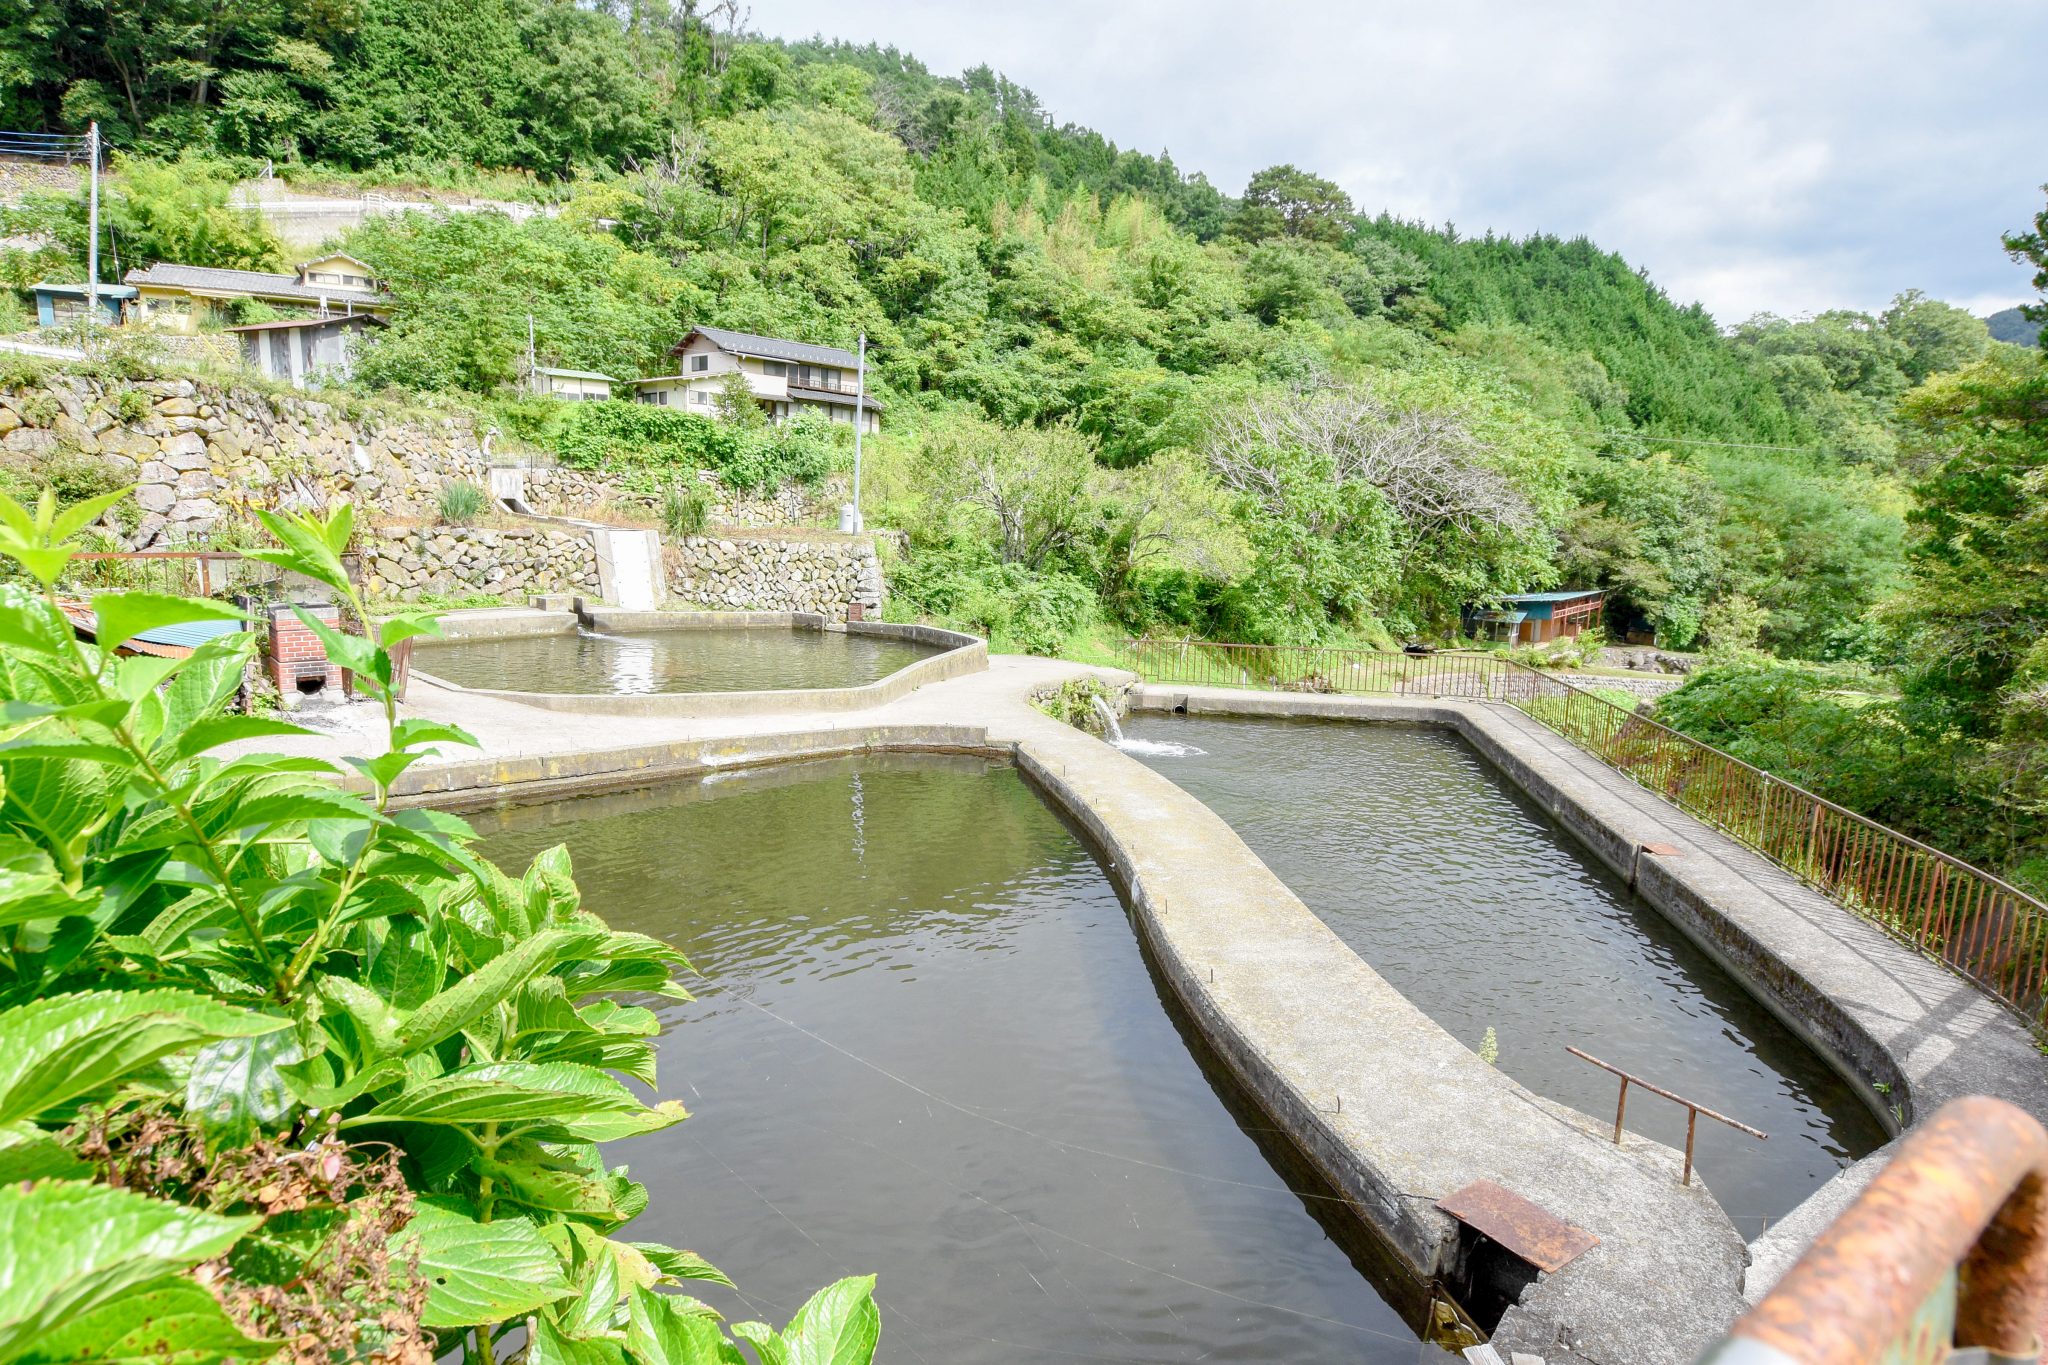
top-left (1118, 637), bottom-right (2048, 1022)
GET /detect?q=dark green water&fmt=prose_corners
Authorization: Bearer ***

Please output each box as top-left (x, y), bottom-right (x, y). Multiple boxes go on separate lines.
top-left (471, 755), bottom-right (1460, 1363)
top-left (1122, 714), bottom-right (1890, 1233)
top-left (412, 627), bottom-right (940, 694)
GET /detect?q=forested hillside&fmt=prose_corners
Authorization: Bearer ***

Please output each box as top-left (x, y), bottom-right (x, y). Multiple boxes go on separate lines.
top-left (3, 0), bottom-right (2043, 887)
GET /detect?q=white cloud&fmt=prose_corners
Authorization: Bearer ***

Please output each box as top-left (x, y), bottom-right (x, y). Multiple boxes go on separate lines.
top-left (756, 0), bottom-right (2048, 322)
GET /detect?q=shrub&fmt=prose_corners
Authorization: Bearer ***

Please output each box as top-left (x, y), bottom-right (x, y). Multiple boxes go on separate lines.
top-left (437, 478), bottom-right (487, 524)
top-left (549, 401), bottom-right (840, 494)
top-left (889, 540), bottom-right (1095, 655)
top-left (0, 493), bottom-right (885, 1363)
top-left (662, 479), bottom-right (710, 538)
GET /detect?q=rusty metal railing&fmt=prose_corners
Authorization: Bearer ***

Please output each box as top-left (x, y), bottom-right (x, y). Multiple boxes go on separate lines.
top-left (1117, 638), bottom-right (2048, 1022)
top-left (1698, 1096), bottom-right (2048, 1364)
top-left (1565, 1045), bottom-right (1766, 1186)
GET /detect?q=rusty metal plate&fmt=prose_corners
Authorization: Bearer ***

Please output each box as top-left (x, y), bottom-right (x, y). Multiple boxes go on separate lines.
top-left (1436, 1179), bottom-right (1600, 1274)
top-left (1641, 842), bottom-right (1684, 857)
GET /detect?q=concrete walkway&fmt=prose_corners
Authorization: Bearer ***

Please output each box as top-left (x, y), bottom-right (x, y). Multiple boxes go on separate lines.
top-left (227, 659), bottom-right (2048, 1364)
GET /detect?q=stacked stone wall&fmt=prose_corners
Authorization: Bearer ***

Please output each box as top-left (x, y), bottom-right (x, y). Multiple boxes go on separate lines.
top-left (362, 524), bottom-right (600, 602)
top-left (669, 534), bottom-right (882, 617)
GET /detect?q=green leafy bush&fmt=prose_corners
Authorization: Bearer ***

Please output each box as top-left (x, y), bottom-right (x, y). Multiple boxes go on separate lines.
top-left (551, 402), bottom-right (839, 494)
top-left (889, 540), bottom-right (1094, 655)
top-left (0, 490), bottom-right (882, 1363)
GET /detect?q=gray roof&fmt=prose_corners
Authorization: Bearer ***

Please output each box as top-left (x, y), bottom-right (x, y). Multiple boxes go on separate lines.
top-left (534, 366), bottom-right (616, 383)
top-left (684, 324), bottom-right (859, 370)
top-left (124, 262), bottom-right (383, 306)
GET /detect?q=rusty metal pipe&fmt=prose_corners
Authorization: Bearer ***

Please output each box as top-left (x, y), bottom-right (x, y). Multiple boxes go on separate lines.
top-left (1731, 1096), bottom-right (2048, 1364)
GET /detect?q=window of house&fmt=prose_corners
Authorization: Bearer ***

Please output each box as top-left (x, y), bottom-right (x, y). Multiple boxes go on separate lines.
top-left (762, 361), bottom-right (786, 376)
top-left (692, 390), bottom-right (710, 406)
top-left (47, 297), bottom-right (84, 323)
top-left (690, 354), bottom-right (709, 373)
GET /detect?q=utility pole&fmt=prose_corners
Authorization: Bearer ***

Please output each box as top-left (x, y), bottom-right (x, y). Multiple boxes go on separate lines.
top-left (84, 122), bottom-right (100, 336)
top-left (527, 313), bottom-right (537, 394)
top-left (850, 332), bottom-right (866, 532)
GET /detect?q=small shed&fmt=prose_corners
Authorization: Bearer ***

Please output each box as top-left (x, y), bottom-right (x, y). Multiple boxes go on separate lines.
top-left (227, 313), bottom-right (384, 389)
top-left (1466, 590), bottom-right (1605, 646)
top-left (531, 367), bottom-right (616, 401)
top-left (31, 282), bottom-right (135, 328)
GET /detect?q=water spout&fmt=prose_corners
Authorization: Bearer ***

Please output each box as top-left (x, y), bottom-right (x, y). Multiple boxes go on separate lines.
top-left (1090, 694), bottom-right (1124, 744)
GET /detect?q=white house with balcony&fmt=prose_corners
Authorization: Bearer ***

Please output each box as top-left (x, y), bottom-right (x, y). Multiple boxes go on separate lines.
top-left (633, 325), bottom-right (880, 433)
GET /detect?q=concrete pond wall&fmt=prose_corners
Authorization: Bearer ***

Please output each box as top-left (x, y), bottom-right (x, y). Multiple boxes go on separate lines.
top-left (406, 608), bottom-right (985, 720)
top-left (356, 670), bottom-right (2048, 1363)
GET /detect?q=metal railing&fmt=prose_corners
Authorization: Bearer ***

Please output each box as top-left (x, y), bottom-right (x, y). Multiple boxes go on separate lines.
top-left (1118, 638), bottom-right (2048, 1022)
top-left (1698, 1096), bottom-right (2048, 1364)
top-left (1565, 1045), bottom-right (1766, 1186)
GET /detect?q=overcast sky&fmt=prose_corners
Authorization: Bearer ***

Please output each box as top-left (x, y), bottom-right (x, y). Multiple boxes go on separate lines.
top-left (756, 0), bottom-right (2046, 325)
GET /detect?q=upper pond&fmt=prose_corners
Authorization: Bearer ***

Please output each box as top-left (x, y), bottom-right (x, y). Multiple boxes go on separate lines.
top-left (412, 626), bottom-right (942, 695)
top-left (470, 754), bottom-right (1463, 1362)
top-left (1123, 713), bottom-right (1889, 1232)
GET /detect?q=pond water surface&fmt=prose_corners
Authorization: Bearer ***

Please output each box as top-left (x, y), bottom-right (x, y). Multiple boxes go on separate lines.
top-left (1122, 714), bottom-right (1890, 1233)
top-left (413, 627), bottom-right (941, 695)
top-left (471, 754), bottom-right (1462, 1363)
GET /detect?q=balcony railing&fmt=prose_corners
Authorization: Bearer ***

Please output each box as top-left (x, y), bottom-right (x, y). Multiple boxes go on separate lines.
top-left (1116, 638), bottom-right (2048, 1023)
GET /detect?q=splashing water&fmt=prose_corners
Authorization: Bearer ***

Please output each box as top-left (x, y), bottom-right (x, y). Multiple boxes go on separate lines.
top-left (1089, 695), bottom-right (1205, 756)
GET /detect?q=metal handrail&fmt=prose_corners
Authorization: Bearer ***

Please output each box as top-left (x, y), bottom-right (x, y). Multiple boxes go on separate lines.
top-left (1699, 1096), bottom-right (2048, 1364)
top-left (1565, 1045), bottom-right (1765, 1186)
top-left (1116, 637), bottom-right (2048, 1023)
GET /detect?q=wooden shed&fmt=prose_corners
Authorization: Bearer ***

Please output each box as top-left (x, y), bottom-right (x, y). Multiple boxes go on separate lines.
top-left (1465, 590), bottom-right (1605, 646)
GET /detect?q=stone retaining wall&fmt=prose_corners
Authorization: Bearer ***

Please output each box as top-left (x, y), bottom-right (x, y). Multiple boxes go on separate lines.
top-left (1553, 671), bottom-right (1687, 701)
top-left (363, 524), bottom-right (599, 601)
top-left (669, 533), bottom-right (882, 617)
top-left (0, 372), bottom-right (490, 544)
top-left (0, 371), bottom-right (839, 547)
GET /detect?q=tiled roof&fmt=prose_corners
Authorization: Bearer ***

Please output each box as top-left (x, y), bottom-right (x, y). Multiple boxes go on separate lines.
top-left (685, 324), bottom-right (860, 370)
top-left (124, 262), bottom-right (383, 305)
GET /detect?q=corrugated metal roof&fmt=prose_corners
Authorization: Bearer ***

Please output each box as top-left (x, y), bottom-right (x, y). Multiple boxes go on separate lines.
top-left (1500, 590), bottom-right (1604, 603)
top-left (225, 314), bottom-right (385, 333)
top-left (535, 366), bottom-right (617, 382)
top-left (685, 324), bottom-right (859, 370)
top-left (131, 618), bottom-right (249, 650)
top-left (31, 281), bottom-right (138, 299)
top-left (124, 262), bottom-right (383, 306)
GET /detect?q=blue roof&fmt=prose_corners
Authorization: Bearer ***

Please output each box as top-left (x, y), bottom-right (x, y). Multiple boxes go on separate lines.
top-left (1499, 590), bottom-right (1604, 603)
top-left (130, 618), bottom-right (248, 649)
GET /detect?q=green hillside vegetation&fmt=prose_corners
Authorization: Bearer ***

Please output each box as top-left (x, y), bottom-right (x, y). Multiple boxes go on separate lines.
top-left (1987, 306), bottom-right (2042, 346)
top-left (2, 0), bottom-right (2043, 888)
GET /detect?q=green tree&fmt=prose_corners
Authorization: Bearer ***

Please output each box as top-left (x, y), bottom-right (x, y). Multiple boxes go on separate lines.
top-left (1230, 164), bottom-right (1354, 245)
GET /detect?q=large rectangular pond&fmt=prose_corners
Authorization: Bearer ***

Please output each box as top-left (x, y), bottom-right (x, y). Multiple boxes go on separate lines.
top-left (470, 754), bottom-right (1465, 1362)
top-left (413, 626), bottom-right (942, 695)
top-left (1122, 714), bottom-right (1889, 1233)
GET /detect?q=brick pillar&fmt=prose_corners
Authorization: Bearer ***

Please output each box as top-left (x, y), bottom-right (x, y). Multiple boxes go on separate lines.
top-left (266, 603), bottom-right (344, 701)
